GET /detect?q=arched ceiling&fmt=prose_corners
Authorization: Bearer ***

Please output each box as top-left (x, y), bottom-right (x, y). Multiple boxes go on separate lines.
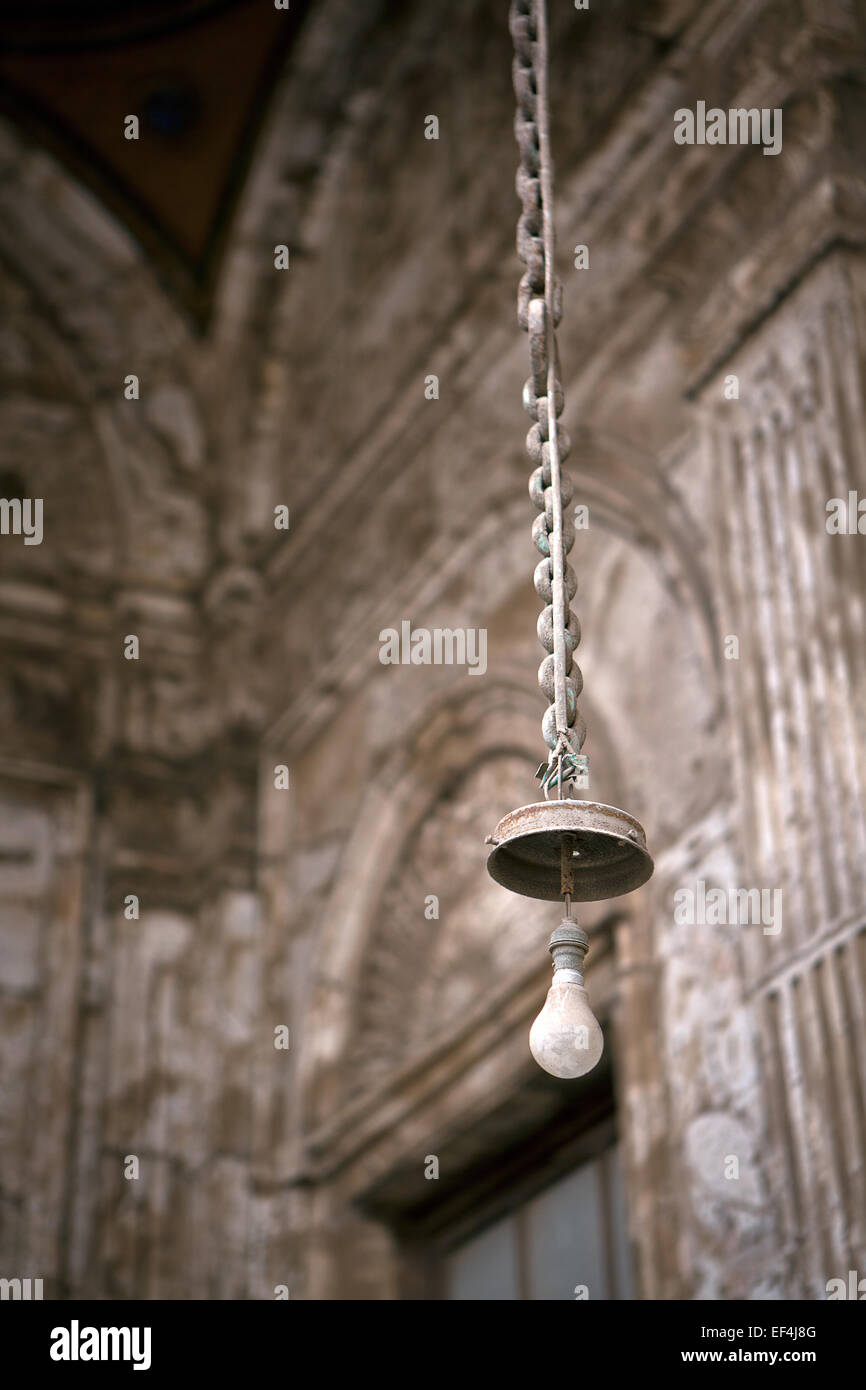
top-left (0, 0), bottom-right (311, 325)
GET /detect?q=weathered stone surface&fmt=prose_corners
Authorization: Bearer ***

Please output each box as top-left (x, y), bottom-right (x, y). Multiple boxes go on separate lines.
top-left (0, 0), bottom-right (865, 1302)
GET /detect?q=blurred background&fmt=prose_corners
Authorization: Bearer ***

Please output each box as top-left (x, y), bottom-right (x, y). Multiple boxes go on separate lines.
top-left (0, 0), bottom-right (865, 1299)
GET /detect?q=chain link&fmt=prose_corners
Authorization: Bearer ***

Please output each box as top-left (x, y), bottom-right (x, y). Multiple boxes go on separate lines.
top-left (510, 0), bottom-right (586, 774)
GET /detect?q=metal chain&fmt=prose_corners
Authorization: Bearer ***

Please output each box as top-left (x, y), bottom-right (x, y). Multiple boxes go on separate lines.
top-left (510, 0), bottom-right (586, 795)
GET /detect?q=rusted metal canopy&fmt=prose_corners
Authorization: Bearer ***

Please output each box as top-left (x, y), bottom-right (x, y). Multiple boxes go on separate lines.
top-left (486, 799), bottom-right (653, 902)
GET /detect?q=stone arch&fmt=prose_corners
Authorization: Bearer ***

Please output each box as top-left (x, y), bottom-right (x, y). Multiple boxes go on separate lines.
top-left (294, 416), bottom-right (731, 1172)
top-left (0, 115), bottom-right (211, 593)
top-left (298, 654), bottom-right (651, 1131)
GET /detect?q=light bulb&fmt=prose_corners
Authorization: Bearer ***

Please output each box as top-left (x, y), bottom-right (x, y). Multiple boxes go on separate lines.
top-left (529, 966), bottom-right (604, 1079)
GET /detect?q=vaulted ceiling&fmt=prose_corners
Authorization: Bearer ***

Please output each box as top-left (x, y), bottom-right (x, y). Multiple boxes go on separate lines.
top-left (0, 0), bottom-right (311, 324)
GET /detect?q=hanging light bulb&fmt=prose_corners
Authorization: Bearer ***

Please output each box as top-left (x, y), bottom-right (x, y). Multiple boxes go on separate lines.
top-left (483, 0), bottom-right (653, 1081)
top-left (529, 922), bottom-right (603, 1079)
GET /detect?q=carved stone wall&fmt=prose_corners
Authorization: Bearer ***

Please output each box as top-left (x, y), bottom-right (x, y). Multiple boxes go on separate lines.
top-left (0, 0), bottom-right (865, 1302)
top-left (699, 255), bottom-right (866, 1296)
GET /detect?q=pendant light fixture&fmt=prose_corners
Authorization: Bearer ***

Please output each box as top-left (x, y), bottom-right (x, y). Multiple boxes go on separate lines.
top-left (485, 0), bottom-right (653, 1078)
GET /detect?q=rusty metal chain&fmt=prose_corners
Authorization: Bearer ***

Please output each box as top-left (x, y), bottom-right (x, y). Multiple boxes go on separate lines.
top-left (510, 0), bottom-right (586, 796)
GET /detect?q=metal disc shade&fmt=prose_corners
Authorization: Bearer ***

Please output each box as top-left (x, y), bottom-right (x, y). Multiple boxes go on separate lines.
top-left (486, 799), bottom-right (653, 902)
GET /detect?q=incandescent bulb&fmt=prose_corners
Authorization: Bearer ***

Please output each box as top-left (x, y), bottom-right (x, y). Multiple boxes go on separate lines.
top-left (529, 967), bottom-right (604, 1079)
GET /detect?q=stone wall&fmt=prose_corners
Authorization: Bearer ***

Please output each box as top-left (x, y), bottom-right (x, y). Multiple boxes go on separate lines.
top-left (0, 0), bottom-right (865, 1299)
